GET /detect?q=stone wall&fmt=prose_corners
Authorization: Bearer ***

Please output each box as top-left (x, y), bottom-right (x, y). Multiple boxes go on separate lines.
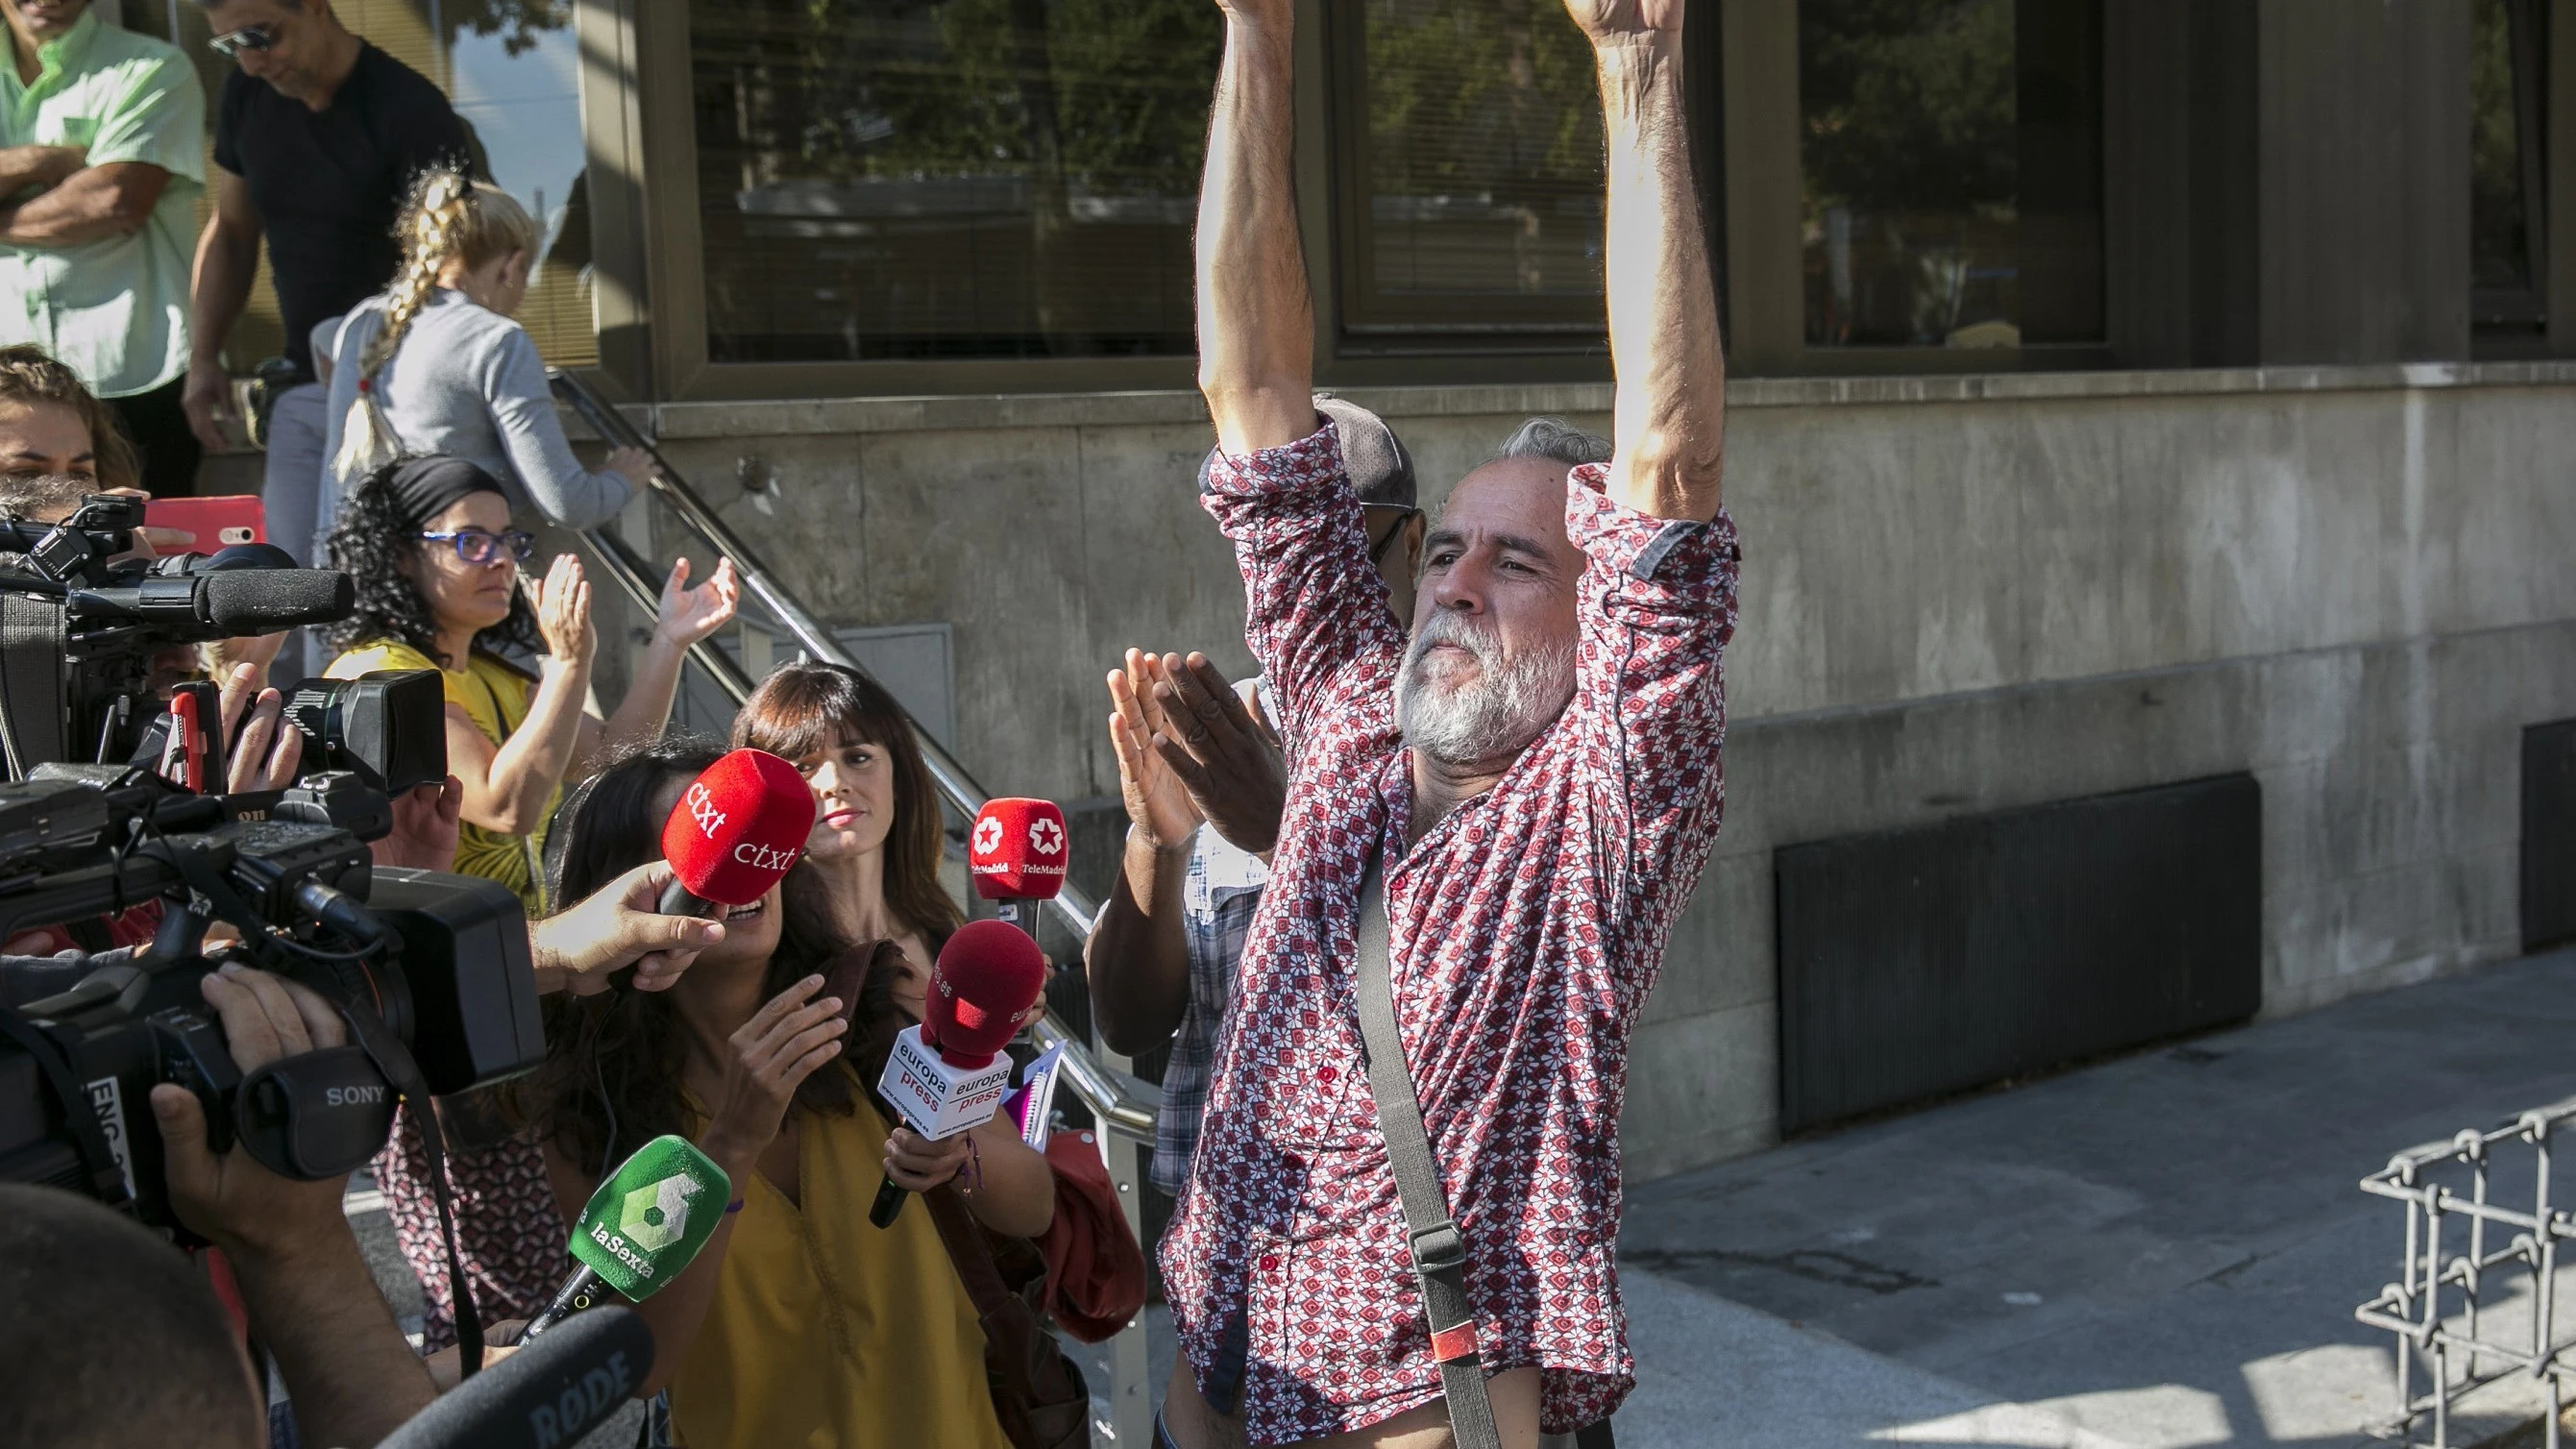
top-left (601, 362), bottom-right (2576, 1182)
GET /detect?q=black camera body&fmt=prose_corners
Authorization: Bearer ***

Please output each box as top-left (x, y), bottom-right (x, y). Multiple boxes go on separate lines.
top-left (0, 775), bottom-right (542, 1232)
top-left (282, 671), bottom-right (449, 796)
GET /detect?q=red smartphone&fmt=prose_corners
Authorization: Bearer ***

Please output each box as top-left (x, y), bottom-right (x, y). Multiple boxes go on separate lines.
top-left (144, 495), bottom-right (266, 556)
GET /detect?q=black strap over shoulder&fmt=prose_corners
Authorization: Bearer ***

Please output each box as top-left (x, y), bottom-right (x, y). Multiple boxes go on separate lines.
top-left (1353, 852), bottom-right (1501, 1449)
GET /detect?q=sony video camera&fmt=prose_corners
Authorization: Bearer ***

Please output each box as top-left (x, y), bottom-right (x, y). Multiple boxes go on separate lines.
top-left (0, 771), bottom-right (542, 1232)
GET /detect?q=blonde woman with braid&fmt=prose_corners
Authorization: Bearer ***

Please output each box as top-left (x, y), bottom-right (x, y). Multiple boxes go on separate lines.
top-left (315, 167), bottom-right (648, 559)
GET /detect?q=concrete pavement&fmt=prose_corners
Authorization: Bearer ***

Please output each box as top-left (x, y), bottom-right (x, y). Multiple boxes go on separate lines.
top-left (1612, 946), bottom-right (2576, 1448)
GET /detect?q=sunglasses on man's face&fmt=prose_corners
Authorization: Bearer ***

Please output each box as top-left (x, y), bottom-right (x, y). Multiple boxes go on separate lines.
top-left (420, 528), bottom-right (537, 566)
top-left (207, 23), bottom-right (276, 60)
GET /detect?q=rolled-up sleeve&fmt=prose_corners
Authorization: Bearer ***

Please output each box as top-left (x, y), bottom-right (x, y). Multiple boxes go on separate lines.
top-left (1561, 463), bottom-right (1742, 950)
top-left (1199, 425), bottom-right (1405, 748)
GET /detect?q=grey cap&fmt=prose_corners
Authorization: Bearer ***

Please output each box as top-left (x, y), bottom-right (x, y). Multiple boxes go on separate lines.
top-left (1197, 392), bottom-right (1416, 508)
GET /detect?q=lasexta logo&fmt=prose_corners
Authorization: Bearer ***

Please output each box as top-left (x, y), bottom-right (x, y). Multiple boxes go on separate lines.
top-left (618, 1170), bottom-right (706, 1253)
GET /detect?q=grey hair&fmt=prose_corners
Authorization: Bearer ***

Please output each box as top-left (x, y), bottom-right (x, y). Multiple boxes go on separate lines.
top-left (1493, 417), bottom-right (1612, 468)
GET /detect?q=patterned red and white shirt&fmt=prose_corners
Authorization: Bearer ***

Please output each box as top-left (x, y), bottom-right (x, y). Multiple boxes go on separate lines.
top-left (1159, 426), bottom-right (1741, 1442)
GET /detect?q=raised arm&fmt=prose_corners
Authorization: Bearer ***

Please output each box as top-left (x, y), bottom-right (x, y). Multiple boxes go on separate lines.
top-left (1195, 0), bottom-right (1313, 456)
top-left (1572, 0), bottom-right (1724, 522)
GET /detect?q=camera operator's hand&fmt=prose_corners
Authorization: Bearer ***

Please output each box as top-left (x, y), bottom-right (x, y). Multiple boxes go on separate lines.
top-left (147, 964), bottom-right (438, 1447)
top-left (699, 974), bottom-right (846, 1171)
top-left (530, 860), bottom-right (728, 995)
top-left (208, 631), bottom-right (286, 694)
top-left (534, 552), bottom-right (596, 669)
top-left (372, 775), bottom-right (464, 872)
top-left (148, 964), bottom-right (347, 1256)
top-left (215, 661), bottom-right (303, 794)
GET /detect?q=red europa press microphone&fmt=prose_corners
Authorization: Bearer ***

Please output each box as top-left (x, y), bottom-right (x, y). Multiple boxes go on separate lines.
top-left (656, 749), bottom-right (817, 917)
top-left (968, 797), bottom-right (1069, 933)
top-left (870, 919), bottom-right (1048, 1227)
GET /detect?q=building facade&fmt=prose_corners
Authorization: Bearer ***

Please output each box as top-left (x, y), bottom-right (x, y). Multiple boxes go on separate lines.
top-left (143, 0), bottom-right (2576, 1180)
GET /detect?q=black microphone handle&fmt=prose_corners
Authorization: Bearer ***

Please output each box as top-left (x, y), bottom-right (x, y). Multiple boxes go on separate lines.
top-left (656, 876), bottom-right (715, 918)
top-left (870, 1171), bottom-right (907, 1228)
top-left (519, 1263), bottom-right (604, 1342)
top-left (373, 1306), bottom-right (654, 1449)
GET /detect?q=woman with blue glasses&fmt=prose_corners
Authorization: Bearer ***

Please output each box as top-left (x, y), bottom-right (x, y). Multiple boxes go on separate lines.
top-left (320, 454), bottom-right (737, 912)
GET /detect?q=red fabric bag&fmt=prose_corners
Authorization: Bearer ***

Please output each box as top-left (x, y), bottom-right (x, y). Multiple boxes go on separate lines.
top-left (1034, 1127), bottom-right (1147, 1342)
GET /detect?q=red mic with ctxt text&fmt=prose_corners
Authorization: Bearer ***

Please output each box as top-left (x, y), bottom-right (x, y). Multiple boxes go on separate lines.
top-left (968, 797), bottom-right (1068, 934)
top-left (655, 748), bottom-right (817, 918)
top-left (871, 919), bottom-right (1048, 1227)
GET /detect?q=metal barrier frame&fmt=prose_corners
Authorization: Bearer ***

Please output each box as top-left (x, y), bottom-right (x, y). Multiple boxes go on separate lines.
top-left (2357, 1097), bottom-right (2576, 1448)
top-left (553, 370), bottom-right (1161, 1441)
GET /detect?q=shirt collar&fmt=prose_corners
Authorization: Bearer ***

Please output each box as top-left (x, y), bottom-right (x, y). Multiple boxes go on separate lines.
top-left (6, 8), bottom-right (99, 97)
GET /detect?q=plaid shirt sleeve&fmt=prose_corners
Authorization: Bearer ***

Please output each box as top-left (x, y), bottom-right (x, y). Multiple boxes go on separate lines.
top-left (1149, 836), bottom-right (1266, 1198)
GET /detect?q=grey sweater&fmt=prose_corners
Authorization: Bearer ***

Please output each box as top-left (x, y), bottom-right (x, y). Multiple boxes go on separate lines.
top-left (317, 288), bottom-right (631, 540)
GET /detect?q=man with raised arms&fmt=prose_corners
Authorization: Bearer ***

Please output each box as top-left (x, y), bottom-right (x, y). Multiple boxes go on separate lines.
top-left (1160, 0), bottom-right (1739, 1444)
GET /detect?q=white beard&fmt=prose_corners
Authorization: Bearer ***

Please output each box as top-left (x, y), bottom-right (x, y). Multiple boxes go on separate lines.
top-left (1393, 609), bottom-right (1577, 767)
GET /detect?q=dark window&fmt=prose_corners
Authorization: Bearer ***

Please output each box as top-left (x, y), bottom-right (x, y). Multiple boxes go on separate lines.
top-left (1331, 0), bottom-right (1607, 342)
top-left (688, 0), bottom-right (1220, 363)
top-left (1798, 0), bottom-right (2102, 350)
top-left (2472, 0), bottom-right (2548, 332)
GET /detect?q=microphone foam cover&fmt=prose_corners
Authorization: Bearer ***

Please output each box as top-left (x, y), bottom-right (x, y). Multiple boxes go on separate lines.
top-left (201, 569), bottom-right (355, 632)
top-left (927, 919), bottom-right (1047, 1068)
top-left (371, 1305), bottom-right (653, 1449)
top-left (968, 797), bottom-right (1069, 901)
top-left (567, 1134), bottom-right (732, 1300)
top-left (659, 748), bottom-right (817, 906)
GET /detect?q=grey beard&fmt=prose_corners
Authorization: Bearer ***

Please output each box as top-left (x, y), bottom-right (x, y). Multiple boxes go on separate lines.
top-left (1393, 611), bottom-right (1577, 767)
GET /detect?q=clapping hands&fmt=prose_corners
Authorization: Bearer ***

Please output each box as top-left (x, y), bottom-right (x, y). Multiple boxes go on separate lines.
top-left (654, 555), bottom-right (741, 651)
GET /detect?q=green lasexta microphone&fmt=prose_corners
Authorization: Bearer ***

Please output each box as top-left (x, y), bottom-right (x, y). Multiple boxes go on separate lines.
top-left (520, 1134), bottom-right (731, 1339)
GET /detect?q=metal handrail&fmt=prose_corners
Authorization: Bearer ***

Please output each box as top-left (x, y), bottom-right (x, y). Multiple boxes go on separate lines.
top-left (551, 370), bottom-right (1157, 1142)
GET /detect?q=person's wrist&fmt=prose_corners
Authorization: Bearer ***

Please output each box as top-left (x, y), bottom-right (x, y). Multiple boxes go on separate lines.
top-left (1128, 821), bottom-right (1193, 859)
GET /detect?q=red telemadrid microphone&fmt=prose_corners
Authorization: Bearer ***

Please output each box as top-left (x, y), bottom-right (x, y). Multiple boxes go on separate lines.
top-left (869, 922), bottom-right (1048, 1227)
top-left (654, 749), bottom-right (817, 918)
top-left (968, 797), bottom-right (1069, 932)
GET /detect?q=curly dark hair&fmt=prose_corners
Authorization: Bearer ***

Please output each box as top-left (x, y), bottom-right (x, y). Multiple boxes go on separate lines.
top-left (322, 460), bottom-right (541, 668)
top-left (509, 736), bottom-right (896, 1179)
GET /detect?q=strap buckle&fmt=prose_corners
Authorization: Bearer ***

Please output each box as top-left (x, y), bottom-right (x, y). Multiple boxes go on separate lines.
top-left (1410, 1221), bottom-right (1466, 1275)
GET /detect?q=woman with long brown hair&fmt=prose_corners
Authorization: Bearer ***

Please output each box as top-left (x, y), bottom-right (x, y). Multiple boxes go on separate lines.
top-left (730, 662), bottom-right (964, 1018)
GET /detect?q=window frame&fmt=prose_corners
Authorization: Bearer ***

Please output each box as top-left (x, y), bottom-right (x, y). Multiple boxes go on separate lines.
top-left (1318, 0), bottom-right (1619, 350)
top-left (577, 0), bottom-right (2185, 402)
top-left (1718, 0), bottom-right (2116, 377)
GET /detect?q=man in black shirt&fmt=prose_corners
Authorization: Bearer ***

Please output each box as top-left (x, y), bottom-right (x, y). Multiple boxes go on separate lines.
top-left (180, 0), bottom-right (471, 575)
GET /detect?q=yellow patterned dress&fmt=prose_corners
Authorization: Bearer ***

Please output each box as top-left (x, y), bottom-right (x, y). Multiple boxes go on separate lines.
top-left (326, 640), bottom-right (557, 914)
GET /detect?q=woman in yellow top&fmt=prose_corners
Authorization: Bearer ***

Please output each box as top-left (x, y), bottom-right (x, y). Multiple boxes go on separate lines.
top-left (524, 741), bottom-right (1056, 1448)
top-left (320, 454), bottom-right (737, 912)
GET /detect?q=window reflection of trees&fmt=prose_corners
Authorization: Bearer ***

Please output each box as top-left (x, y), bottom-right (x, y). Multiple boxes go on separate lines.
top-left (693, 0), bottom-right (1221, 362)
top-left (1359, 0), bottom-right (1605, 307)
top-left (1798, 0), bottom-right (2100, 351)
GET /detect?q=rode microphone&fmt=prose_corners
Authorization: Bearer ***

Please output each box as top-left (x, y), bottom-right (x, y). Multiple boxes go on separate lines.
top-left (870, 919), bottom-right (1048, 1227)
top-left (654, 748), bottom-right (816, 917)
top-left (522, 1134), bottom-right (733, 1340)
top-left (373, 1305), bottom-right (654, 1449)
top-left (968, 797), bottom-right (1068, 933)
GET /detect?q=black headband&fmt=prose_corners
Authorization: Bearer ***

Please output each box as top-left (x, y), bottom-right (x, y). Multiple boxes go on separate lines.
top-left (385, 455), bottom-right (503, 527)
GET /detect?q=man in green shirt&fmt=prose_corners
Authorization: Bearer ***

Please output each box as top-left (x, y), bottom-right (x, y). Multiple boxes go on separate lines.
top-left (0, 0), bottom-right (205, 496)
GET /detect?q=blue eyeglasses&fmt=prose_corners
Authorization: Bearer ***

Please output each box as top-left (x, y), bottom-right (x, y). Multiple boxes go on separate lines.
top-left (420, 528), bottom-right (536, 565)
